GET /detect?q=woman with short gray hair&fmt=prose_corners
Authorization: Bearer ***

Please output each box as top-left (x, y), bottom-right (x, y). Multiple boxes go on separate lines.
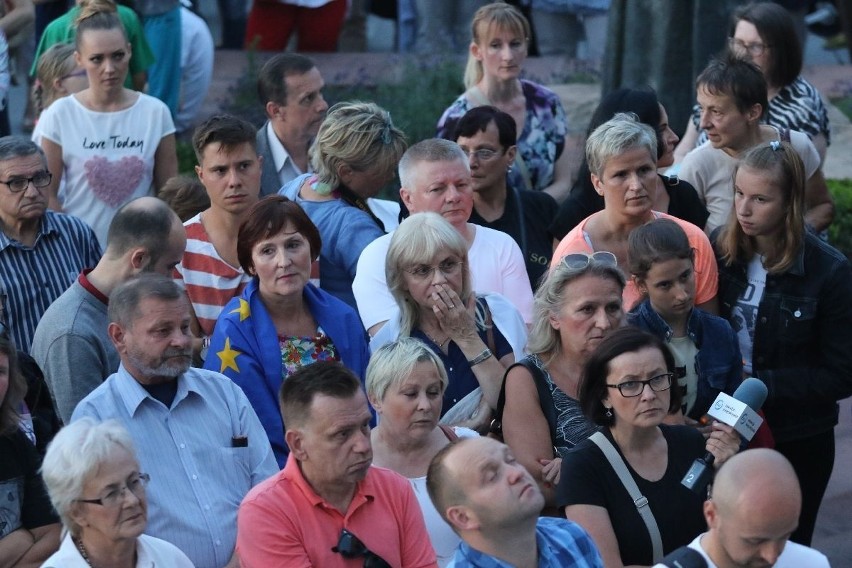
top-left (41, 418), bottom-right (194, 567)
top-left (500, 253), bottom-right (625, 509)
top-left (552, 113), bottom-right (719, 314)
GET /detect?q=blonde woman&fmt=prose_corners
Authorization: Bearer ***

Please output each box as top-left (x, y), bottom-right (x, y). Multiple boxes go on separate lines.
top-left (279, 100), bottom-right (407, 310)
top-left (38, 7), bottom-right (176, 247)
top-left (436, 2), bottom-right (570, 201)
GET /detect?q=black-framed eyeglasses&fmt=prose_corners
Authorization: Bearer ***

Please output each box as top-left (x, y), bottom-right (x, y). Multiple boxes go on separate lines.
top-left (0, 171), bottom-right (52, 193)
top-left (331, 528), bottom-right (391, 568)
top-left (728, 37), bottom-right (770, 56)
top-left (75, 473), bottom-right (150, 508)
top-left (607, 373), bottom-right (674, 398)
top-left (561, 251), bottom-right (618, 270)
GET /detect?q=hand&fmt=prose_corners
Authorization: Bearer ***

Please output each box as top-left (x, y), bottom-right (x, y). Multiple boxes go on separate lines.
top-left (684, 416), bottom-right (713, 439)
top-left (539, 456), bottom-right (562, 487)
top-left (432, 284), bottom-right (477, 342)
top-left (705, 422), bottom-right (740, 468)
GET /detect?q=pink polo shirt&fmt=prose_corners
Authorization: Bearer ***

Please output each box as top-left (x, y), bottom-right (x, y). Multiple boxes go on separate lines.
top-left (237, 457), bottom-right (438, 568)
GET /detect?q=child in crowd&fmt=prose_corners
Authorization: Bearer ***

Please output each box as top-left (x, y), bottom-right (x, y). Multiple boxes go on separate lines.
top-left (159, 174), bottom-right (210, 222)
top-left (32, 43), bottom-right (88, 121)
top-left (627, 218), bottom-right (742, 427)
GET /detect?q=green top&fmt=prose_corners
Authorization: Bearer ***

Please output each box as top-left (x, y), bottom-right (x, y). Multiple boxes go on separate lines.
top-left (30, 5), bottom-right (155, 89)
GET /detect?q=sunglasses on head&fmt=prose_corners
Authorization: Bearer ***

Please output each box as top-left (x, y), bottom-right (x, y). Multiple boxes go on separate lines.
top-left (561, 251), bottom-right (618, 270)
top-left (332, 528), bottom-right (391, 568)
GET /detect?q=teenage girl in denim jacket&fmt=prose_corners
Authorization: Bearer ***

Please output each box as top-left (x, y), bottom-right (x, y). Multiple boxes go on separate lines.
top-left (627, 218), bottom-right (742, 428)
top-left (713, 142), bottom-right (852, 546)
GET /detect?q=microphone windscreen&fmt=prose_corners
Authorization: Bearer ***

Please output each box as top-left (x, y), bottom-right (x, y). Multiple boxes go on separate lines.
top-left (732, 377), bottom-right (768, 412)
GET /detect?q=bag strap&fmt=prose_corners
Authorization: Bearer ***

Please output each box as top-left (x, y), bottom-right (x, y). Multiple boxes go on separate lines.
top-left (493, 359), bottom-right (557, 443)
top-left (439, 424), bottom-right (459, 441)
top-left (589, 431), bottom-right (664, 563)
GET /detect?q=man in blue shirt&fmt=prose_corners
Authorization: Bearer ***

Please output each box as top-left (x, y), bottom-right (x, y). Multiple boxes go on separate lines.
top-left (72, 274), bottom-right (278, 568)
top-left (427, 437), bottom-right (604, 568)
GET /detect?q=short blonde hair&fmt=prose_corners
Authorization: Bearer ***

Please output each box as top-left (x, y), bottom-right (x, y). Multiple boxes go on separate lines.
top-left (464, 2), bottom-right (530, 88)
top-left (366, 337), bottom-right (449, 404)
top-left (310, 101), bottom-right (407, 191)
top-left (386, 212), bottom-right (472, 336)
top-left (586, 112), bottom-right (657, 179)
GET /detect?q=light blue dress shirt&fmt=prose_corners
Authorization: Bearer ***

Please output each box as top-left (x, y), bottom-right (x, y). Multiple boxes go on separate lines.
top-left (72, 364), bottom-right (278, 568)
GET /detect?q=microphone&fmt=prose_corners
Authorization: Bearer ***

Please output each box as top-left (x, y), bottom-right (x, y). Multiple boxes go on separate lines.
top-left (681, 378), bottom-right (768, 493)
top-left (653, 546), bottom-right (708, 568)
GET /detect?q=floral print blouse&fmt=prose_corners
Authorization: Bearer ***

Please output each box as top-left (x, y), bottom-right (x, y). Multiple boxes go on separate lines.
top-left (279, 326), bottom-right (340, 378)
top-left (436, 79), bottom-right (568, 192)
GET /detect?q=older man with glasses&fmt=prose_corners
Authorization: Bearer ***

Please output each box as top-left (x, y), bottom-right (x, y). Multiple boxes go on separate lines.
top-left (0, 135), bottom-right (100, 353)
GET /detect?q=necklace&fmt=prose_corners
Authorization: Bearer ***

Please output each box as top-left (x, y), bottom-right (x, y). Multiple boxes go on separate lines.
top-left (422, 329), bottom-right (449, 348)
top-left (74, 537), bottom-right (92, 566)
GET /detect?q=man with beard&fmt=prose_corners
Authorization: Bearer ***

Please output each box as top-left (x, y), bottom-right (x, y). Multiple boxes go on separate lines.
top-left (32, 196), bottom-right (186, 424)
top-left (71, 274), bottom-right (278, 568)
top-left (236, 361), bottom-right (437, 567)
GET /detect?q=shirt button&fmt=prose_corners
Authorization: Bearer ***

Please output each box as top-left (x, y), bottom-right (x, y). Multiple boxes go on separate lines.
top-left (205, 505), bottom-right (210, 511)
top-left (180, 443), bottom-right (186, 449)
top-left (215, 540), bottom-right (221, 546)
top-left (759, 317), bottom-right (767, 324)
top-left (192, 474), bottom-right (198, 480)
top-left (794, 310), bottom-right (801, 318)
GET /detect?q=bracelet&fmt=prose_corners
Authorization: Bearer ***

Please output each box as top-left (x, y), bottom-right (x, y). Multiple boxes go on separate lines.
top-left (467, 348), bottom-right (493, 367)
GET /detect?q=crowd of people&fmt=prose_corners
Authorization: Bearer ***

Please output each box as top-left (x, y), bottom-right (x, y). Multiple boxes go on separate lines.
top-left (0, 1), bottom-right (849, 567)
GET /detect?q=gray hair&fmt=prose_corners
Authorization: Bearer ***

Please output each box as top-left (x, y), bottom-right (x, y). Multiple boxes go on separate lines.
top-left (41, 418), bottom-right (138, 535)
top-left (0, 136), bottom-right (47, 166)
top-left (585, 112), bottom-right (657, 178)
top-left (527, 257), bottom-right (626, 362)
top-left (386, 212), bottom-right (472, 337)
top-left (108, 273), bottom-right (185, 328)
top-left (365, 337), bottom-right (449, 404)
top-left (398, 138), bottom-right (468, 190)
top-left (310, 101), bottom-right (407, 190)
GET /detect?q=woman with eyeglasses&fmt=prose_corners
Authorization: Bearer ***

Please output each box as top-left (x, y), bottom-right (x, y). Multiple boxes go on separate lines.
top-left (371, 212), bottom-right (527, 432)
top-left (38, 4), bottom-right (177, 247)
top-left (500, 252), bottom-right (625, 509)
top-left (552, 113), bottom-right (719, 314)
top-left (40, 418), bottom-right (193, 567)
top-left (0, 335), bottom-right (61, 565)
top-left (557, 327), bottom-right (740, 567)
top-left (674, 1), bottom-right (831, 164)
top-left (436, 2), bottom-right (571, 202)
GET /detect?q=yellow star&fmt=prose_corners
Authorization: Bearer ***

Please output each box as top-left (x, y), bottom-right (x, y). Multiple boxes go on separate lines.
top-left (217, 337), bottom-right (242, 374)
top-left (230, 298), bottom-right (251, 322)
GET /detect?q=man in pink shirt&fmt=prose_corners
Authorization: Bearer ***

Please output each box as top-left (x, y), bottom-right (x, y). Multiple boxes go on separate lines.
top-left (236, 361), bottom-right (438, 567)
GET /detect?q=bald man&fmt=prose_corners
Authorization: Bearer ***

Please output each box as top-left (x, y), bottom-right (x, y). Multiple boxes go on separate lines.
top-left (32, 196), bottom-right (186, 422)
top-left (670, 449), bottom-right (829, 568)
top-left (427, 437), bottom-right (603, 567)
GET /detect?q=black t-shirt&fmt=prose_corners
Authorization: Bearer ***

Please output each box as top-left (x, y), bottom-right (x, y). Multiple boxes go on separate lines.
top-left (557, 425), bottom-right (707, 566)
top-left (549, 173), bottom-right (709, 241)
top-left (469, 188), bottom-right (557, 289)
top-left (0, 429), bottom-right (58, 539)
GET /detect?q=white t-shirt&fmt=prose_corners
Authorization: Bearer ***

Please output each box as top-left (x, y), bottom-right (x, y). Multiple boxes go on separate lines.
top-left (39, 92), bottom-right (175, 246)
top-left (42, 533), bottom-right (195, 568)
top-left (731, 255), bottom-right (767, 376)
top-left (658, 533), bottom-right (831, 568)
top-left (353, 223), bottom-right (534, 330)
top-left (668, 335), bottom-right (699, 415)
top-left (679, 129), bottom-right (820, 234)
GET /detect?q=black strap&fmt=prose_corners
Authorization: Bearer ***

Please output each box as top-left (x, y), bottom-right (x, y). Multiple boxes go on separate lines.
top-left (491, 358), bottom-right (557, 444)
top-left (335, 183), bottom-right (386, 232)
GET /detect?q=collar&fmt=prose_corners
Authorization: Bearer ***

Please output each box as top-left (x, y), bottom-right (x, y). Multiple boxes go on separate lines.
top-left (632, 299), bottom-right (701, 344)
top-left (281, 453), bottom-right (376, 516)
top-left (266, 122), bottom-right (308, 177)
top-left (0, 211), bottom-right (53, 251)
top-left (114, 363), bottom-right (199, 417)
top-left (789, 240), bottom-right (807, 276)
top-left (78, 269), bottom-right (109, 305)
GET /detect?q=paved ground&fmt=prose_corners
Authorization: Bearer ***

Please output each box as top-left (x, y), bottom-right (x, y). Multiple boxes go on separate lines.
top-left (7, 13), bottom-right (851, 564)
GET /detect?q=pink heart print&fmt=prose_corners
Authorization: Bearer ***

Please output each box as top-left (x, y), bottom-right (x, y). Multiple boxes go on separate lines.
top-left (84, 155), bottom-right (146, 208)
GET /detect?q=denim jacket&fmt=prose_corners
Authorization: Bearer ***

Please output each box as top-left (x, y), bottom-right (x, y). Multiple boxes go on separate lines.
top-left (628, 300), bottom-right (743, 420)
top-left (713, 232), bottom-right (852, 443)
